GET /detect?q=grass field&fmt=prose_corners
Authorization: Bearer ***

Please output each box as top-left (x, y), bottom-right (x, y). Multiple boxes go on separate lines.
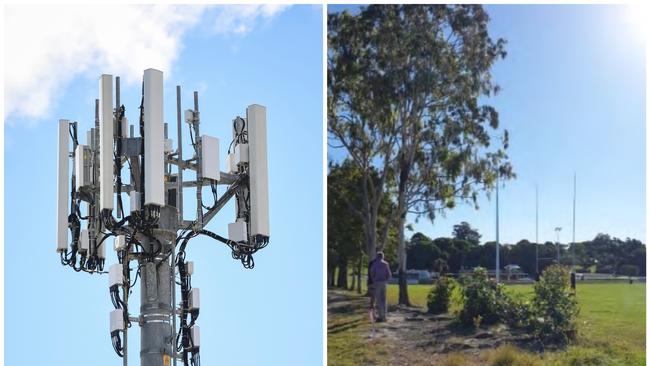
top-left (330, 282), bottom-right (645, 365)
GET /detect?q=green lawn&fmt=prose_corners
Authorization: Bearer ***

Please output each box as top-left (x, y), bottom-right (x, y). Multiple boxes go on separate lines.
top-left (383, 282), bottom-right (646, 365)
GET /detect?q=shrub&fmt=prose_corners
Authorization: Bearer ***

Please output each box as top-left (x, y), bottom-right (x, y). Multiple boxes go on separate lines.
top-left (427, 276), bottom-right (455, 314)
top-left (457, 267), bottom-right (501, 326)
top-left (496, 292), bottom-right (533, 329)
top-left (530, 265), bottom-right (578, 345)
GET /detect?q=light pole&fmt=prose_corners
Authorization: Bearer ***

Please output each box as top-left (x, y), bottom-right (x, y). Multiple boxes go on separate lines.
top-left (554, 227), bottom-right (562, 264)
top-left (572, 173), bottom-right (576, 269)
top-left (495, 176), bottom-right (500, 284)
top-left (535, 185), bottom-right (539, 276)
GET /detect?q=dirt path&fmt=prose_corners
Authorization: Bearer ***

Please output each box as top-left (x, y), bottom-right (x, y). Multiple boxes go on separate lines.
top-left (328, 289), bottom-right (534, 366)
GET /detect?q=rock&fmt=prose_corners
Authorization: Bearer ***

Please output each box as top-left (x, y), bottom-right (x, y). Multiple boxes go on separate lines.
top-left (462, 339), bottom-right (480, 349)
top-left (475, 331), bottom-right (494, 339)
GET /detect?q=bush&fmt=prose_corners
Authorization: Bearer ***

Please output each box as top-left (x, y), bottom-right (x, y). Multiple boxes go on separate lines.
top-left (457, 267), bottom-right (501, 326)
top-left (496, 292), bottom-right (533, 329)
top-left (530, 265), bottom-right (578, 345)
top-left (427, 276), bottom-right (455, 314)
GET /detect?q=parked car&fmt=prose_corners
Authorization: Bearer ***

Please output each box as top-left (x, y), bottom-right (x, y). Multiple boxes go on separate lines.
top-left (388, 270), bottom-right (434, 284)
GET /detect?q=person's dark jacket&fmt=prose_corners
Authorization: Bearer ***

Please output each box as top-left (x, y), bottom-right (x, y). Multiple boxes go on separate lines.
top-left (370, 259), bottom-right (392, 283)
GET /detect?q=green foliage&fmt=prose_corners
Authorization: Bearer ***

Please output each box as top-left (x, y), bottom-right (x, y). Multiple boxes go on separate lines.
top-left (433, 258), bottom-right (449, 275)
top-left (327, 160), bottom-right (399, 284)
top-left (457, 267), bottom-right (501, 325)
top-left (496, 292), bottom-right (534, 329)
top-left (406, 231), bottom-right (646, 277)
top-left (426, 276), bottom-right (456, 314)
top-left (453, 221), bottom-right (482, 245)
top-left (531, 265), bottom-right (579, 345)
top-left (407, 232), bottom-right (442, 270)
top-left (618, 264), bottom-right (639, 277)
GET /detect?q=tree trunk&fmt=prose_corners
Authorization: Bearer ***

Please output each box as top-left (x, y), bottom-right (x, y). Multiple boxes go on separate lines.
top-left (328, 266), bottom-right (335, 287)
top-left (336, 258), bottom-right (348, 288)
top-left (366, 216), bottom-right (377, 261)
top-left (350, 268), bottom-right (356, 291)
top-left (396, 144), bottom-right (412, 306)
top-left (356, 257), bottom-right (362, 294)
top-left (397, 213), bottom-right (410, 306)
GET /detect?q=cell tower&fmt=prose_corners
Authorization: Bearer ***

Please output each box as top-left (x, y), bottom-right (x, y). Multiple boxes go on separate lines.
top-left (56, 69), bottom-right (270, 366)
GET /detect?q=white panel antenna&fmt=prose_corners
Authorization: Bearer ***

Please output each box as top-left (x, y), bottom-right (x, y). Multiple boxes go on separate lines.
top-left (57, 119), bottom-right (69, 252)
top-left (79, 229), bottom-right (89, 253)
top-left (99, 74), bottom-right (114, 210)
top-left (201, 135), bottom-right (220, 181)
top-left (143, 69), bottom-right (164, 206)
top-left (75, 144), bottom-right (89, 190)
top-left (247, 105), bottom-right (270, 237)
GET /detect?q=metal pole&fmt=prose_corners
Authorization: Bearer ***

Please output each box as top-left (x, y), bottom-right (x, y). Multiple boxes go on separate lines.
top-left (194, 91), bottom-right (203, 228)
top-left (572, 173), bottom-right (576, 269)
top-left (140, 234), bottom-right (175, 366)
top-left (123, 262), bottom-right (129, 366)
top-left (554, 227), bottom-right (561, 264)
top-left (535, 184), bottom-right (539, 276)
top-left (496, 177), bottom-right (500, 284)
top-left (173, 85), bottom-right (183, 366)
top-left (176, 86), bottom-right (184, 224)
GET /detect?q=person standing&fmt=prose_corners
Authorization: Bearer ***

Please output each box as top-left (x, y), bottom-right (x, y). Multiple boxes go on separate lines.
top-left (570, 271), bottom-right (576, 295)
top-left (369, 252), bottom-right (392, 322)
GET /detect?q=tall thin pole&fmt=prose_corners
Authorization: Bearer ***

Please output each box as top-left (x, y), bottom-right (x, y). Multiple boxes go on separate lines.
top-left (555, 227), bottom-right (561, 264)
top-left (173, 85), bottom-right (183, 366)
top-left (176, 86), bottom-right (184, 225)
top-left (572, 173), bottom-right (576, 269)
top-left (496, 177), bottom-right (500, 284)
top-left (194, 91), bottom-right (203, 228)
top-left (535, 184), bottom-right (539, 276)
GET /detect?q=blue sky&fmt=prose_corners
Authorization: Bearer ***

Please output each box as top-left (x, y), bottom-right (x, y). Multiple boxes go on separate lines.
top-left (5, 5), bottom-right (323, 366)
top-left (329, 4), bottom-right (646, 245)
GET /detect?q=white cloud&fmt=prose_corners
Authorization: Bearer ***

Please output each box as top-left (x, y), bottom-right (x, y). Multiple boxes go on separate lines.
top-left (212, 5), bottom-right (289, 35)
top-left (4, 4), bottom-right (289, 123)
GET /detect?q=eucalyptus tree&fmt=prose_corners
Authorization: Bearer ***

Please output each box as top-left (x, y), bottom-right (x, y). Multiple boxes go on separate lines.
top-left (329, 4), bottom-right (515, 305)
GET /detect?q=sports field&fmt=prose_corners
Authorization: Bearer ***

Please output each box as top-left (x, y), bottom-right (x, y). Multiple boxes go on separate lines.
top-left (329, 282), bottom-right (645, 365)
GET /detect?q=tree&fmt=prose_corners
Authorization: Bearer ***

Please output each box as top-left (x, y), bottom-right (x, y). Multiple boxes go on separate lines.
top-left (407, 232), bottom-right (442, 270)
top-left (327, 160), bottom-right (399, 292)
top-left (619, 264), bottom-right (639, 278)
top-left (327, 161), bottom-right (365, 289)
top-left (433, 258), bottom-right (449, 275)
top-left (330, 5), bottom-right (513, 306)
top-left (328, 9), bottom-right (401, 261)
top-left (453, 222), bottom-right (482, 245)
